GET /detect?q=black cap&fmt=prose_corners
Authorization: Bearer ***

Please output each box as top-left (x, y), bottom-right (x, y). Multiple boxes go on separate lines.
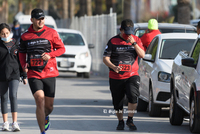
top-left (120, 19), bottom-right (134, 35)
top-left (31, 8), bottom-right (45, 19)
top-left (13, 20), bottom-right (20, 25)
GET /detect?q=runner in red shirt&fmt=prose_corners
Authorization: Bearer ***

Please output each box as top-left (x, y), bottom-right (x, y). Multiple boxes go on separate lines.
top-left (103, 19), bottom-right (145, 131)
top-left (140, 19), bottom-right (161, 51)
top-left (18, 8), bottom-right (65, 134)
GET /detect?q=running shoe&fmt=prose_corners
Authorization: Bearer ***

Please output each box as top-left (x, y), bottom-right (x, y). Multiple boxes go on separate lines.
top-left (126, 118), bottom-right (137, 131)
top-left (41, 131), bottom-right (46, 134)
top-left (2, 121), bottom-right (9, 131)
top-left (45, 116), bottom-right (50, 131)
top-left (116, 120), bottom-right (124, 130)
top-left (12, 122), bottom-right (20, 132)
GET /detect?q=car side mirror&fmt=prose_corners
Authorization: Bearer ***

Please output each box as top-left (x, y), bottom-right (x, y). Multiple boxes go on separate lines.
top-left (143, 54), bottom-right (152, 60)
top-left (181, 58), bottom-right (196, 68)
top-left (88, 44), bottom-right (94, 49)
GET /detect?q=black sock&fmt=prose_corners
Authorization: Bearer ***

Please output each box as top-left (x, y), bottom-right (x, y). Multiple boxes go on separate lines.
top-left (119, 119), bottom-right (124, 122)
top-left (128, 116), bottom-right (133, 121)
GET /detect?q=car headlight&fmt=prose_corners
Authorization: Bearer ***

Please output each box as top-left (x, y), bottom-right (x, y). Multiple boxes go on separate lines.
top-left (79, 52), bottom-right (88, 59)
top-left (158, 71), bottom-right (171, 83)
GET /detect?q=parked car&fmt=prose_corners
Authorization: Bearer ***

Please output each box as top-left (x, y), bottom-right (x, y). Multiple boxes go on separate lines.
top-left (117, 23), bottom-right (196, 37)
top-left (190, 19), bottom-right (200, 27)
top-left (170, 35), bottom-right (200, 133)
top-left (56, 28), bottom-right (94, 78)
top-left (137, 33), bottom-right (197, 117)
top-left (17, 15), bottom-right (57, 32)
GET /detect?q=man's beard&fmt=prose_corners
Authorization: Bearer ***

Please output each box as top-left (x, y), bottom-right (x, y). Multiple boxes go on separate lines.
top-left (37, 25), bottom-right (43, 30)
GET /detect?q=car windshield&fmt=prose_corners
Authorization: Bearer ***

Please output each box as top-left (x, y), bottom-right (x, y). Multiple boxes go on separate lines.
top-left (21, 24), bottom-right (54, 32)
top-left (135, 29), bottom-right (196, 38)
top-left (58, 32), bottom-right (85, 46)
top-left (159, 39), bottom-right (195, 59)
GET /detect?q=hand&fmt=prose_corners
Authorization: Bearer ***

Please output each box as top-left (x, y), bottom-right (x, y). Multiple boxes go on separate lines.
top-left (24, 63), bottom-right (29, 73)
top-left (113, 66), bottom-right (123, 73)
top-left (127, 35), bottom-right (135, 44)
top-left (41, 53), bottom-right (51, 61)
top-left (22, 79), bottom-right (27, 85)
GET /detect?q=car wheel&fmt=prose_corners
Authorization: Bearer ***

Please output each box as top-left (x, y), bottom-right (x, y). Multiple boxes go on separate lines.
top-left (148, 88), bottom-right (161, 117)
top-left (77, 73), bottom-right (83, 77)
top-left (83, 72), bottom-right (90, 78)
top-left (137, 98), bottom-right (148, 111)
top-left (189, 95), bottom-right (200, 133)
top-left (169, 91), bottom-right (183, 125)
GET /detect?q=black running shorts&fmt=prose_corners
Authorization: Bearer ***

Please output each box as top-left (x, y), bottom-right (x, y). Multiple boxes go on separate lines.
top-left (28, 77), bottom-right (56, 97)
top-left (109, 75), bottom-right (140, 110)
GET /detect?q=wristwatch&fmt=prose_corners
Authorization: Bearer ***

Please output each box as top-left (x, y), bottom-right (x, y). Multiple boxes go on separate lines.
top-left (132, 42), bottom-right (137, 46)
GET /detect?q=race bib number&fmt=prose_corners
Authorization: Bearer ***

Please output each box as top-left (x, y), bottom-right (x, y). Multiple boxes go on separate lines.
top-left (119, 64), bottom-right (131, 72)
top-left (30, 58), bottom-right (44, 67)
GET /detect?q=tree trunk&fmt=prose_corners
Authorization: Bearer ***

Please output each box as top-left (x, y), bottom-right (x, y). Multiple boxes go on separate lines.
top-left (95, 0), bottom-right (102, 15)
top-left (70, 0), bottom-right (75, 18)
top-left (106, 0), bottom-right (116, 14)
top-left (18, 0), bottom-right (23, 12)
top-left (62, 0), bottom-right (69, 19)
top-left (177, 0), bottom-right (190, 24)
top-left (25, 2), bottom-right (32, 15)
top-left (79, 0), bottom-right (87, 16)
top-left (87, 0), bottom-right (92, 16)
top-left (123, 0), bottom-right (131, 19)
top-left (0, 0), bottom-right (8, 23)
top-left (39, 0), bottom-right (48, 15)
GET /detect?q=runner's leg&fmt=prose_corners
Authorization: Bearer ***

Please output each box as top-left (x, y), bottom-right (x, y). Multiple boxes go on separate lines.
top-left (9, 80), bottom-right (19, 123)
top-left (33, 90), bottom-right (45, 133)
top-left (0, 81), bottom-right (9, 123)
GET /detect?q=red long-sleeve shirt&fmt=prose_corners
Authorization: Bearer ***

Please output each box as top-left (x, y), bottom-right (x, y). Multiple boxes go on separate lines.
top-left (140, 30), bottom-right (161, 51)
top-left (19, 25), bottom-right (65, 79)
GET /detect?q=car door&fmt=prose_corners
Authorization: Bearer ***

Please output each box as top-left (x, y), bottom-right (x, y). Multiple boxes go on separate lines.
top-left (178, 40), bottom-right (200, 111)
top-left (139, 37), bottom-right (159, 101)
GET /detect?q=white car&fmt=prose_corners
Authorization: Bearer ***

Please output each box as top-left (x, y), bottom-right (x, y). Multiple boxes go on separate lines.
top-left (56, 28), bottom-right (94, 78)
top-left (137, 33), bottom-right (197, 117)
top-left (17, 15), bottom-right (57, 32)
top-left (170, 35), bottom-right (200, 133)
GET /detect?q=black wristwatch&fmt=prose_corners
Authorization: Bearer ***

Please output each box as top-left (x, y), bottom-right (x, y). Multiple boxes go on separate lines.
top-left (132, 42), bottom-right (137, 46)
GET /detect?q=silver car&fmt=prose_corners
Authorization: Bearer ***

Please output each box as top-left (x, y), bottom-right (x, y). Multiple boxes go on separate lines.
top-left (138, 33), bottom-right (197, 117)
top-left (170, 35), bottom-right (200, 133)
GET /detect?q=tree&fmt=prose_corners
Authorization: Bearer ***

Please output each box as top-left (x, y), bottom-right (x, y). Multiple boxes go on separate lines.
top-left (18, 0), bottom-right (22, 12)
top-left (0, 0), bottom-right (8, 23)
top-left (79, 0), bottom-right (87, 16)
top-left (95, 0), bottom-right (102, 15)
top-left (62, 0), bottom-right (69, 19)
top-left (38, 0), bottom-right (48, 15)
top-left (123, 0), bottom-right (131, 19)
top-left (87, 0), bottom-right (92, 16)
top-left (106, 0), bottom-right (116, 14)
top-left (69, 0), bottom-right (75, 18)
top-left (177, 0), bottom-right (190, 24)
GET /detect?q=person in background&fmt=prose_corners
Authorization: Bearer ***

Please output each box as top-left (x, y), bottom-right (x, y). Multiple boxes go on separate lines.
top-left (103, 19), bottom-right (145, 131)
top-left (11, 20), bottom-right (22, 42)
top-left (140, 19), bottom-right (161, 51)
top-left (0, 23), bottom-right (27, 132)
top-left (197, 21), bottom-right (200, 35)
top-left (19, 8), bottom-right (65, 134)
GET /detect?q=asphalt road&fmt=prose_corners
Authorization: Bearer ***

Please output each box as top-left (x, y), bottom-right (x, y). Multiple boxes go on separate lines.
top-left (0, 73), bottom-right (192, 134)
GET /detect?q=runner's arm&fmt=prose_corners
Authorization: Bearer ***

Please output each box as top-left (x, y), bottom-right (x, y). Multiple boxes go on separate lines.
top-left (103, 56), bottom-right (122, 73)
top-left (48, 31), bottom-right (65, 58)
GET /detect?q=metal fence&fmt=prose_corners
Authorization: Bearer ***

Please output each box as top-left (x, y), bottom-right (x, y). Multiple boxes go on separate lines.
top-left (70, 12), bottom-right (117, 77)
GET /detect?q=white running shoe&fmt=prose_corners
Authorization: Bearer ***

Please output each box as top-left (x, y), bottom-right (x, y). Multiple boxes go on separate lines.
top-left (12, 122), bottom-right (20, 132)
top-left (2, 121), bottom-right (9, 131)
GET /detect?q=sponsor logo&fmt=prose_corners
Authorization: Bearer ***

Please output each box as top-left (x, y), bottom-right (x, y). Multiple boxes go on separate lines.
top-left (49, 67), bottom-right (54, 72)
top-left (27, 40), bottom-right (48, 46)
